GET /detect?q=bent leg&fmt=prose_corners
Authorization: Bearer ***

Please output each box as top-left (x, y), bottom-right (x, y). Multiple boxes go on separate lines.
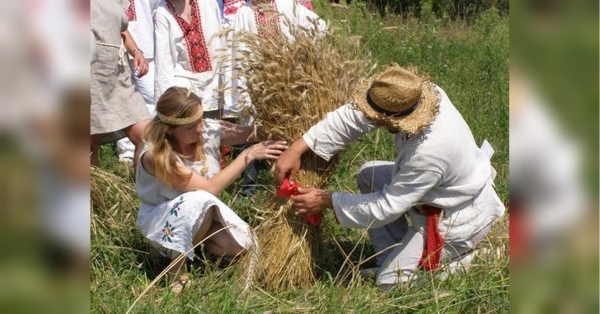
top-left (357, 161), bottom-right (409, 266)
top-left (357, 161), bottom-right (394, 194)
top-left (203, 222), bottom-right (245, 256)
top-left (90, 135), bottom-right (100, 167)
top-left (368, 216), bottom-right (409, 266)
top-left (192, 205), bottom-right (216, 246)
top-left (441, 221), bottom-right (494, 278)
top-left (376, 227), bottom-right (424, 290)
top-left (193, 206), bottom-right (246, 257)
top-left (122, 118), bottom-right (150, 167)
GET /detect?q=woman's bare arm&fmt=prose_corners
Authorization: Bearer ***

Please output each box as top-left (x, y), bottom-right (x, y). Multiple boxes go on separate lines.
top-left (144, 140), bottom-right (287, 195)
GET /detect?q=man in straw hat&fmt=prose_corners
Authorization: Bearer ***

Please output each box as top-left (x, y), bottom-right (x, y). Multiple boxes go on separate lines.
top-left (275, 64), bottom-right (506, 290)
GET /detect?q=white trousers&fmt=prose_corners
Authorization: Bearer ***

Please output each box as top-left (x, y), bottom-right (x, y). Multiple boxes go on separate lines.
top-left (117, 59), bottom-right (156, 159)
top-left (357, 161), bottom-right (492, 290)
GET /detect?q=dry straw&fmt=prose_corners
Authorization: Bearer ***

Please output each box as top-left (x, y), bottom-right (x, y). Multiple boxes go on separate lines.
top-left (91, 166), bottom-right (139, 245)
top-left (231, 16), bottom-right (373, 290)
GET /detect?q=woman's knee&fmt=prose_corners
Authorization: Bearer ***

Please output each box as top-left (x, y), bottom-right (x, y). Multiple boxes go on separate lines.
top-left (206, 235), bottom-right (245, 256)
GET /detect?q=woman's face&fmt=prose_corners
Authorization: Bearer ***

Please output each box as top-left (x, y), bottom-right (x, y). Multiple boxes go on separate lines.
top-left (171, 118), bottom-right (203, 147)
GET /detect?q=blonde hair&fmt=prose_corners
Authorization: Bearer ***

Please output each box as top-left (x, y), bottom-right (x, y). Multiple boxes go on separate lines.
top-left (144, 87), bottom-right (205, 188)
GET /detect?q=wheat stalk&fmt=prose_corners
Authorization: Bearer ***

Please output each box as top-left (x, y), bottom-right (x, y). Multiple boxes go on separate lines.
top-left (231, 19), bottom-right (373, 290)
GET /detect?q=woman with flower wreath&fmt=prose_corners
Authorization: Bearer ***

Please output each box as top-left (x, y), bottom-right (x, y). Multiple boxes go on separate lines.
top-left (136, 86), bottom-right (287, 292)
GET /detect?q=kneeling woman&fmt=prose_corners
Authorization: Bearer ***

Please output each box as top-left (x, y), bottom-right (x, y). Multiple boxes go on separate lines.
top-left (136, 87), bottom-right (287, 292)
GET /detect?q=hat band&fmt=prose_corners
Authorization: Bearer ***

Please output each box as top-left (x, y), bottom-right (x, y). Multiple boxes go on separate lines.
top-left (366, 90), bottom-right (420, 117)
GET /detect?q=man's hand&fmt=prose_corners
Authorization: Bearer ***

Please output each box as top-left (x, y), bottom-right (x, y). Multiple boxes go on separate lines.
top-left (275, 139), bottom-right (310, 183)
top-left (290, 187), bottom-right (333, 216)
top-left (132, 51), bottom-right (149, 77)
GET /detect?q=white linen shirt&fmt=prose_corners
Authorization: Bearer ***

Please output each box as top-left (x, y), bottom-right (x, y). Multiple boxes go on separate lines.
top-left (153, 0), bottom-right (225, 110)
top-left (303, 86), bottom-right (505, 242)
top-left (231, 0), bottom-right (325, 42)
top-left (124, 0), bottom-right (161, 60)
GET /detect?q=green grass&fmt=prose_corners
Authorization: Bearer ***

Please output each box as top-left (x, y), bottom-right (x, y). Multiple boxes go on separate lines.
top-left (91, 2), bottom-right (508, 312)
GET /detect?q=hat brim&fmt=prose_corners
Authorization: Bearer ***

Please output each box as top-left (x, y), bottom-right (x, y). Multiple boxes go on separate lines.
top-left (351, 73), bottom-right (441, 135)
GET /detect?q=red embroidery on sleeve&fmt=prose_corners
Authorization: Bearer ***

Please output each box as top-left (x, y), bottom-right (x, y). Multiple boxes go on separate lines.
top-left (297, 0), bottom-right (314, 11)
top-left (254, 1), bottom-right (280, 37)
top-left (125, 0), bottom-right (137, 21)
top-left (223, 0), bottom-right (245, 16)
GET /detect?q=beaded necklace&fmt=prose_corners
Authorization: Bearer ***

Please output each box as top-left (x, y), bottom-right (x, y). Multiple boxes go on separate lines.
top-left (195, 149), bottom-right (209, 177)
top-left (180, 143), bottom-right (209, 178)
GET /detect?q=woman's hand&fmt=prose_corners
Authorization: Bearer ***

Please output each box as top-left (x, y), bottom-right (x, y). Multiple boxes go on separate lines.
top-left (246, 140), bottom-right (288, 161)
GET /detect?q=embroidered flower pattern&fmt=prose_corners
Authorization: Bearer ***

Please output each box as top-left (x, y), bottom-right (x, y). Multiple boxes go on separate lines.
top-left (162, 221), bottom-right (176, 243)
top-left (255, 1), bottom-right (280, 37)
top-left (170, 196), bottom-right (185, 217)
top-left (166, 0), bottom-right (212, 73)
top-left (125, 0), bottom-right (137, 21)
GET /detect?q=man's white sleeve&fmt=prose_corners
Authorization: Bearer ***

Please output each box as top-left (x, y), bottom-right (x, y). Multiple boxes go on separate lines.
top-left (332, 169), bottom-right (442, 229)
top-left (302, 104), bottom-right (377, 161)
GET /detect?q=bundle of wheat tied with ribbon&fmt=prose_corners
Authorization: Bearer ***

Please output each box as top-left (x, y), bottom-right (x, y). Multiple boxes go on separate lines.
top-left (230, 15), bottom-right (373, 290)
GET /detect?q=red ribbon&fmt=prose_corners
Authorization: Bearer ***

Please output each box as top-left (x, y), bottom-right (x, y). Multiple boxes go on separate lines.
top-left (276, 178), bottom-right (322, 226)
top-left (276, 178), bottom-right (299, 197)
top-left (418, 205), bottom-right (444, 271)
top-left (303, 213), bottom-right (322, 225)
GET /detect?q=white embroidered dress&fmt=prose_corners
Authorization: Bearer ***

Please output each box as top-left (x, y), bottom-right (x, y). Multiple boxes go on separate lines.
top-left (136, 119), bottom-right (252, 259)
top-left (154, 0), bottom-right (226, 112)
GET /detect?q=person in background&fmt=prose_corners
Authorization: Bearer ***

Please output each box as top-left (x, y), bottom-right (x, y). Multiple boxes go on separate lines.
top-left (224, 0), bottom-right (326, 198)
top-left (222, 0), bottom-right (246, 26)
top-left (297, 0), bottom-right (314, 11)
top-left (154, 0), bottom-right (238, 170)
top-left (275, 64), bottom-right (506, 290)
top-left (153, 0), bottom-right (227, 119)
top-left (136, 87), bottom-right (287, 293)
top-left (91, 0), bottom-right (151, 167)
top-left (220, 0), bottom-right (314, 28)
top-left (117, 0), bottom-right (161, 162)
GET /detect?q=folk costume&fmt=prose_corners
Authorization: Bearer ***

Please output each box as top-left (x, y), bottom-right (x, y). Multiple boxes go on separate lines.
top-left (301, 65), bottom-right (505, 288)
top-left (91, 0), bottom-right (151, 140)
top-left (224, 0), bottom-right (326, 118)
top-left (117, 0), bottom-right (161, 162)
top-left (154, 0), bottom-right (227, 116)
top-left (136, 119), bottom-right (252, 259)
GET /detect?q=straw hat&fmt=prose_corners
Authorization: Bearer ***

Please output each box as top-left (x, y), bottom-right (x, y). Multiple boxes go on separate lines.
top-left (352, 64), bottom-right (441, 135)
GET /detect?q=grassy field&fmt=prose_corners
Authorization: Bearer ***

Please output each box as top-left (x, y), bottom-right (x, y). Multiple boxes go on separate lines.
top-left (91, 2), bottom-right (509, 312)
